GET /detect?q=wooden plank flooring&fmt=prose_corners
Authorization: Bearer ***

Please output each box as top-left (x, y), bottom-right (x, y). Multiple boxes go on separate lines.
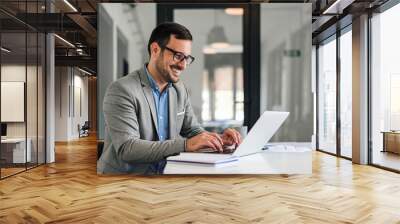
top-left (1, 135), bottom-right (400, 223)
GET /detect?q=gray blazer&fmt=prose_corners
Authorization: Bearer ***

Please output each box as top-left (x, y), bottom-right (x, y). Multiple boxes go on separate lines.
top-left (97, 67), bottom-right (203, 174)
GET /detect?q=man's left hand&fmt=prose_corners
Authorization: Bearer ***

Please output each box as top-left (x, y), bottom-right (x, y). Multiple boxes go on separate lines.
top-left (221, 128), bottom-right (242, 146)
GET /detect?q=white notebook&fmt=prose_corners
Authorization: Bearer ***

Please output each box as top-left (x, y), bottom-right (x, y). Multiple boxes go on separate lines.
top-left (167, 152), bottom-right (238, 164)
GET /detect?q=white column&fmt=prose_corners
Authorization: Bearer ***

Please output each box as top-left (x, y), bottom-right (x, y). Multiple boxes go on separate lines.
top-left (352, 14), bottom-right (369, 164)
top-left (46, 33), bottom-right (55, 163)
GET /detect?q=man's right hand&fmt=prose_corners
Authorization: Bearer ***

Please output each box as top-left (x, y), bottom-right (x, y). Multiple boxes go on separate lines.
top-left (186, 132), bottom-right (224, 152)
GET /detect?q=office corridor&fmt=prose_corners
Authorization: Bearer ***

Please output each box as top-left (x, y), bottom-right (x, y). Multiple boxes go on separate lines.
top-left (0, 136), bottom-right (400, 223)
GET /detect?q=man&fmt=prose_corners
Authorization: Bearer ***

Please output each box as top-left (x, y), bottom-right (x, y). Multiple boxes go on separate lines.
top-left (97, 22), bottom-right (242, 175)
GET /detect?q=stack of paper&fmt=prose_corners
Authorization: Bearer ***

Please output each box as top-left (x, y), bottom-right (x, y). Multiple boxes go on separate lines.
top-left (167, 152), bottom-right (238, 164)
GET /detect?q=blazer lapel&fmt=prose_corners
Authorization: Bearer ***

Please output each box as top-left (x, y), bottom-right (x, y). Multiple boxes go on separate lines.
top-left (168, 86), bottom-right (177, 139)
top-left (138, 68), bottom-right (159, 135)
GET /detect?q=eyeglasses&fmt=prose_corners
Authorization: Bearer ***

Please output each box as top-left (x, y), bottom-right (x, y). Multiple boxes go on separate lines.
top-left (163, 46), bottom-right (195, 66)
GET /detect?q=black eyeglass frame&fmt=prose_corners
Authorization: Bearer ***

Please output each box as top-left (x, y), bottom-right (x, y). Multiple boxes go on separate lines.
top-left (163, 46), bottom-right (195, 65)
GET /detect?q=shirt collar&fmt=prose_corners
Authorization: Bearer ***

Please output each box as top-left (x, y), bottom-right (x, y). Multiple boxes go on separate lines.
top-left (144, 63), bottom-right (172, 92)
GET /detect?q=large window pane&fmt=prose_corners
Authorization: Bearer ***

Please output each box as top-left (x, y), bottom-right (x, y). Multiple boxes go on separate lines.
top-left (340, 29), bottom-right (352, 158)
top-left (318, 36), bottom-right (337, 154)
top-left (371, 4), bottom-right (400, 170)
top-left (174, 8), bottom-right (244, 131)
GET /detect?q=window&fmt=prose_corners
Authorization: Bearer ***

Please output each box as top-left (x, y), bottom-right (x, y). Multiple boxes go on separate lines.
top-left (340, 28), bottom-right (352, 158)
top-left (371, 3), bottom-right (400, 171)
top-left (318, 36), bottom-right (337, 154)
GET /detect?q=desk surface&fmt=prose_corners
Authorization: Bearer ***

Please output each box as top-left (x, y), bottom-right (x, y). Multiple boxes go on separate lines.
top-left (1, 138), bottom-right (27, 143)
top-left (164, 147), bottom-right (312, 174)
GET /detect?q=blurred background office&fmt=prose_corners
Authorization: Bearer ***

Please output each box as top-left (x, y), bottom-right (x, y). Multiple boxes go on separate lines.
top-left (97, 3), bottom-right (313, 144)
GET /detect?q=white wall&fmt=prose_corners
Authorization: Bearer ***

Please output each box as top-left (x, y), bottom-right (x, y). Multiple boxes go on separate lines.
top-left (55, 67), bottom-right (69, 141)
top-left (101, 3), bottom-right (156, 72)
top-left (55, 67), bottom-right (89, 141)
top-left (98, 3), bottom-right (156, 139)
top-left (1, 65), bottom-right (37, 137)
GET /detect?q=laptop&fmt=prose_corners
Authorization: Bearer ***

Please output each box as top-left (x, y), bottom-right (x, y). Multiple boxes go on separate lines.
top-left (167, 111), bottom-right (289, 164)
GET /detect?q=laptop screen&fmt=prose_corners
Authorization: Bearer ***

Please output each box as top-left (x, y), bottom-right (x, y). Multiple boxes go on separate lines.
top-left (233, 111), bottom-right (289, 157)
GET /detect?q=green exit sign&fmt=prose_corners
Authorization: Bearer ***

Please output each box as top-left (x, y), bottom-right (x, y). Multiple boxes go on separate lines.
top-left (284, 49), bottom-right (301, 57)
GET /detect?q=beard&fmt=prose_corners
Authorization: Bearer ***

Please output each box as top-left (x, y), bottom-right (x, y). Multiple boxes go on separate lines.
top-left (155, 54), bottom-right (183, 83)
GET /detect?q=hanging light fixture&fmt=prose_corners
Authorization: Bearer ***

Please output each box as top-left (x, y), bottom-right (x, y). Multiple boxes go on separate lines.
top-left (207, 10), bottom-right (230, 49)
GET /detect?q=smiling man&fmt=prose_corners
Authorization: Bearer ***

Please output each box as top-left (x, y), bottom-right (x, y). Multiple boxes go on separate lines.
top-left (97, 22), bottom-right (241, 175)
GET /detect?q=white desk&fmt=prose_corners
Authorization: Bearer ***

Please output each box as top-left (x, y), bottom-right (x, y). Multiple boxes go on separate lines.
top-left (164, 147), bottom-right (312, 175)
top-left (1, 138), bottom-right (31, 163)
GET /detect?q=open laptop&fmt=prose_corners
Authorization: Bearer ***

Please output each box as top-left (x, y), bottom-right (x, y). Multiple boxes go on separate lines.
top-left (167, 111), bottom-right (289, 164)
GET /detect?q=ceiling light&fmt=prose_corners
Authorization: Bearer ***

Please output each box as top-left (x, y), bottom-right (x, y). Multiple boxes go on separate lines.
top-left (1, 47), bottom-right (11, 53)
top-left (78, 67), bottom-right (92, 76)
top-left (63, 0), bottom-right (78, 12)
top-left (225, 8), bottom-right (243, 16)
top-left (202, 47), bottom-right (217, 55)
top-left (322, 0), bottom-right (354, 14)
top-left (203, 44), bottom-right (242, 55)
top-left (54, 34), bottom-right (75, 48)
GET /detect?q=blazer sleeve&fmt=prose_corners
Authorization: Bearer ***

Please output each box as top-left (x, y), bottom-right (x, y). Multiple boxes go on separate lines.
top-left (103, 81), bottom-right (185, 164)
top-left (179, 86), bottom-right (205, 138)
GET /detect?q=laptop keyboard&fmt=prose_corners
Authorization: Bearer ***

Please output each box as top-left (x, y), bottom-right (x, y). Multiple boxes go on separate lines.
top-left (197, 145), bottom-right (237, 154)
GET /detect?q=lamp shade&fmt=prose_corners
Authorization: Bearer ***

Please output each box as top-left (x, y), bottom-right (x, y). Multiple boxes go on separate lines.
top-left (207, 25), bottom-right (230, 49)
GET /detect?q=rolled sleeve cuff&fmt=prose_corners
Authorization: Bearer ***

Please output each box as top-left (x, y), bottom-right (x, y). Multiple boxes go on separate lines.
top-left (165, 138), bottom-right (186, 157)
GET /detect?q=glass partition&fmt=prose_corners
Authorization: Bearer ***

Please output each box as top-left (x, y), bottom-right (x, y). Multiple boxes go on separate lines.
top-left (0, 1), bottom-right (46, 179)
top-left (1, 31), bottom-right (28, 177)
top-left (260, 4), bottom-right (312, 142)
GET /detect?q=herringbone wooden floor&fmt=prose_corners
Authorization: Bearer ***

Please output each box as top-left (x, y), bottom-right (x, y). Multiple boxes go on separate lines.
top-left (1, 135), bottom-right (400, 223)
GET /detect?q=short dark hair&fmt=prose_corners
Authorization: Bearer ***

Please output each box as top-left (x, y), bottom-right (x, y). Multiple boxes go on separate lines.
top-left (147, 22), bottom-right (192, 56)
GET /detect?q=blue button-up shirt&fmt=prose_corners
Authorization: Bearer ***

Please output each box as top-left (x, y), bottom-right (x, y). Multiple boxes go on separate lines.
top-left (144, 65), bottom-right (171, 174)
top-left (144, 65), bottom-right (170, 141)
